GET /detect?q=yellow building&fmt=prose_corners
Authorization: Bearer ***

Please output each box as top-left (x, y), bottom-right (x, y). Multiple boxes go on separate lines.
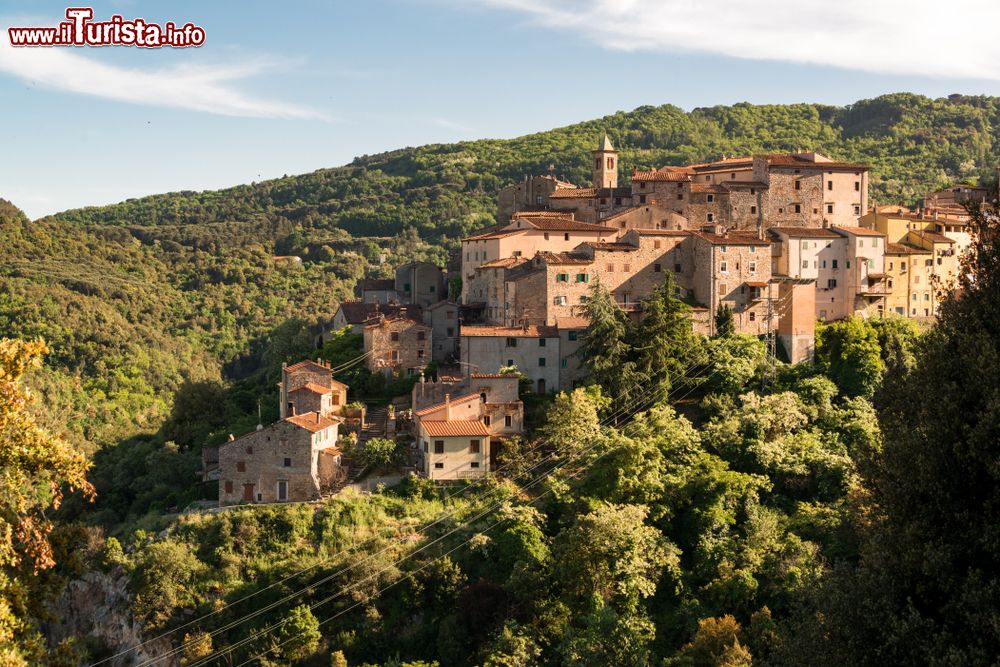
top-left (861, 208), bottom-right (972, 257)
top-left (884, 243), bottom-right (929, 317)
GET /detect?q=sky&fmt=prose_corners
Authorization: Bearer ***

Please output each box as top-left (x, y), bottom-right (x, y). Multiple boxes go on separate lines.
top-left (3, 0), bottom-right (1000, 218)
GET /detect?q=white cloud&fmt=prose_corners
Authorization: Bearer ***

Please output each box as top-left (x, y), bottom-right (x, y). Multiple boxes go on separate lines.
top-left (0, 31), bottom-right (331, 120)
top-left (471, 0), bottom-right (1000, 80)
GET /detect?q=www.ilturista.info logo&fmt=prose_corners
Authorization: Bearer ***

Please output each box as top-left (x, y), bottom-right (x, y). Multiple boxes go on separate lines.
top-left (8, 7), bottom-right (205, 48)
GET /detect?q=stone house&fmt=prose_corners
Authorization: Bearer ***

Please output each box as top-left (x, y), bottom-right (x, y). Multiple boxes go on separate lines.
top-left (423, 300), bottom-right (460, 363)
top-left (460, 325), bottom-right (561, 394)
top-left (497, 175), bottom-right (575, 224)
top-left (218, 411), bottom-right (343, 505)
top-left (412, 373), bottom-right (524, 440)
top-left (689, 229), bottom-right (773, 335)
top-left (279, 359), bottom-right (348, 419)
top-left (466, 256), bottom-right (527, 324)
top-left (396, 261), bottom-right (446, 307)
top-left (364, 315), bottom-right (432, 377)
top-left (360, 278), bottom-right (398, 304)
top-left (325, 302), bottom-right (423, 337)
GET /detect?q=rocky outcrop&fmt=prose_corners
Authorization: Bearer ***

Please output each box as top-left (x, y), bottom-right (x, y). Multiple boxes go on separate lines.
top-left (46, 570), bottom-right (176, 666)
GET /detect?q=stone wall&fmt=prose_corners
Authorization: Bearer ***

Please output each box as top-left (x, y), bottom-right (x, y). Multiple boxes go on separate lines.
top-left (364, 317), bottom-right (432, 375)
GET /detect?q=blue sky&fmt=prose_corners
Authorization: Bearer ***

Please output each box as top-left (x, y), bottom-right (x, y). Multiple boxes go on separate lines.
top-left (2, 0), bottom-right (1000, 218)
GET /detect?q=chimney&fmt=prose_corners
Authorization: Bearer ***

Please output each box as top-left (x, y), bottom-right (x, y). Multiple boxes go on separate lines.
top-left (445, 394), bottom-right (452, 420)
top-left (316, 412), bottom-right (321, 424)
top-left (228, 433), bottom-right (235, 441)
top-left (291, 405), bottom-right (297, 416)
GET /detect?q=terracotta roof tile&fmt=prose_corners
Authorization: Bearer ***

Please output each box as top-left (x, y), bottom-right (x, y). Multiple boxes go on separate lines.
top-left (762, 154), bottom-right (868, 171)
top-left (285, 359), bottom-right (333, 374)
top-left (461, 325), bottom-right (559, 338)
top-left (335, 302), bottom-right (423, 325)
top-left (549, 187), bottom-right (597, 199)
top-left (831, 226), bottom-right (884, 237)
top-left (912, 230), bottom-right (955, 244)
top-left (631, 170), bottom-right (691, 182)
top-left (517, 218), bottom-right (615, 233)
top-left (534, 251), bottom-right (593, 266)
top-left (414, 393), bottom-right (480, 417)
top-left (478, 257), bottom-right (527, 270)
top-left (556, 316), bottom-right (590, 329)
top-left (631, 229), bottom-right (691, 237)
top-left (886, 242), bottom-right (925, 255)
top-left (462, 229), bottom-right (526, 241)
top-left (421, 420), bottom-right (491, 437)
top-left (691, 183), bottom-right (730, 194)
top-left (286, 411), bottom-right (341, 433)
top-left (769, 227), bottom-right (842, 238)
top-left (289, 382), bottom-right (333, 395)
top-left (470, 373), bottom-right (518, 379)
top-left (584, 242), bottom-right (638, 251)
top-left (690, 230), bottom-right (771, 246)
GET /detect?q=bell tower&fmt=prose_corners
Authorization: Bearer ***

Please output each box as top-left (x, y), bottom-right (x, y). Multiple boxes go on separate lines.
top-left (592, 134), bottom-right (618, 189)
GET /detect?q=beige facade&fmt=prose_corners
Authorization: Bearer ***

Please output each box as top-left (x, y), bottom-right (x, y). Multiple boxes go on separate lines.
top-left (419, 419), bottom-right (491, 480)
top-left (460, 325), bottom-right (561, 394)
top-left (364, 316), bottom-right (432, 377)
top-left (861, 209), bottom-right (973, 260)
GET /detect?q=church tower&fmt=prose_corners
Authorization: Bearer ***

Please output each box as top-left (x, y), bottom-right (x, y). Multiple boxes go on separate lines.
top-left (592, 134), bottom-right (618, 189)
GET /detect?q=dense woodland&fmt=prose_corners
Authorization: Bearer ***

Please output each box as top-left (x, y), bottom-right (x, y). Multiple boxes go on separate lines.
top-left (3, 93), bottom-right (1000, 665)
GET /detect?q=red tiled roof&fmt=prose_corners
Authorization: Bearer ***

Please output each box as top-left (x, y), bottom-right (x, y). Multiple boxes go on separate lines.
top-left (690, 230), bottom-right (771, 246)
top-left (286, 359), bottom-right (332, 374)
top-left (584, 242), bottom-right (638, 251)
top-left (631, 169), bottom-right (691, 182)
top-left (691, 183), bottom-right (730, 194)
top-left (289, 382), bottom-right (333, 395)
top-left (534, 251), bottom-right (593, 266)
top-left (363, 316), bottom-right (431, 330)
top-left (414, 392), bottom-right (480, 417)
top-left (762, 154), bottom-right (868, 171)
top-left (470, 373), bottom-right (519, 379)
top-left (462, 229), bottom-right (526, 241)
top-left (886, 243), bottom-right (926, 255)
top-left (631, 229), bottom-right (690, 237)
top-left (286, 411), bottom-right (341, 433)
top-left (461, 325), bottom-right (558, 338)
top-left (745, 281), bottom-right (769, 288)
top-left (421, 420), bottom-right (491, 437)
top-left (556, 316), bottom-right (589, 329)
top-left (549, 187), bottom-right (598, 199)
top-left (479, 257), bottom-right (527, 270)
top-left (912, 230), bottom-right (955, 244)
top-left (831, 226), bottom-right (884, 237)
top-left (518, 218), bottom-right (615, 233)
top-left (769, 227), bottom-right (842, 238)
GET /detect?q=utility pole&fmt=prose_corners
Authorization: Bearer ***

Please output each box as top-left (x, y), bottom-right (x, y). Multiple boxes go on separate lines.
top-left (762, 285), bottom-right (777, 390)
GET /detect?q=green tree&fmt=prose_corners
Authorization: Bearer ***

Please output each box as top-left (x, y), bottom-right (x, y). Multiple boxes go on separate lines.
top-left (536, 386), bottom-right (609, 459)
top-left (276, 604), bottom-right (322, 662)
top-left (633, 276), bottom-right (705, 397)
top-left (0, 339), bottom-right (95, 663)
top-left (579, 283), bottom-right (644, 409)
top-left (361, 437), bottom-right (399, 470)
top-left (715, 304), bottom-right (736, 338)
top-left (814, 317), bottom-right (885, 398)
top-left (674, 615), bottom-right (752, 667)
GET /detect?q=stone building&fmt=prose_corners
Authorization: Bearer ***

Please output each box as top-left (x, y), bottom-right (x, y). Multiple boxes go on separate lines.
top-left (460, 325), bottom-right (561, 394)
top-left (364, 315), bottom-right (432, 377)
top-left (279, 359), bottom-right (348, 419)
top-left (395, 261), bottom-right (446, 307)
top-left (460, 214), bottom-right (615, 302)
top-left (423, 300), bottom-right (460, 363)
top-left (497, 174), bottom-right (576, 223)
top-left (326, 302), bottom-right (423, 336)
top-left (360, 278), bottom-right (398, 304)
top-left (688, 229), bottom-right (773, 335)
top-left (218, 411), bottom-right (343, 505)
top-left (466, 256), bottom-right (528, 324)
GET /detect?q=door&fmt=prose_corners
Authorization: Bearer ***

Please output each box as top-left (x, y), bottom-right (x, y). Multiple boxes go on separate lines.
top-left (537, 378), bottom-right (546, 394)
top-left (242, 483), bottom-right (255, 502)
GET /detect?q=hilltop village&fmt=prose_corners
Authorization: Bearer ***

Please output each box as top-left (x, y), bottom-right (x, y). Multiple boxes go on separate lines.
top-left (213, 136), bottom-right (989, 504)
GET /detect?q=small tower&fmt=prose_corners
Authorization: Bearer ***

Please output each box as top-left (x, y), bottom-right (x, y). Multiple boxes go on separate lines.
top-left (592, 134), bottom-right (618, 189)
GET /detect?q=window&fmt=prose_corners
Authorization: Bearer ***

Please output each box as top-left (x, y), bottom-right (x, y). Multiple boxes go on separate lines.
top-left (277, 480), bottom-right (288, 502)
top-left (568, 330), bottom-right (578, 341)
top-left (707, 194), bottom-right (715, 203)
top-left (561, 358), bottom-right (568, 368)
top-left (888, 279), bottom-right (894, 289)
top-left (544, 232), bottom-right (549, 241)
top-left (855, 181), bottom-right (861, 191)
top-left (575, 273), bottom-right (590, 283)
top-left (828, 180), bottom-right (833, 190)
top-left (434, 462), bottom-right (444, 469)
top-left (417, 331), bottom-right (425, 341)
top-left (832, 259), bottom-right (838, 269)
top-left (470, 462), bottom-right (480, 468)
top-left (675, 263), bottom-right (682, 273)
top-left (822, 260), bottom-right (827, 268)
top-left (224, 481), bottom-right (233, 494)
top-left (720, 245), bottom-right (727, 253)
top-left (794, 180), bottom-right (801, 190)
top-left (246, 446), bottom-right (253, 455)
top-left (434, 440), bottom-right (444, 454)
top-left (749, 261), bottom-right (757, 273)
top-left (484, 414), bottom-right (492, 427)
top-left (283, 457), bottom-right (291, 467)
top-left (707, 213), bottom-right (715, 222)
top-left (389, 350), bottom-right (399, 363)
top-left (749, 312), bottom-right (756, 321)
top-left (719, 283), bottom-right (728, 295)
top-left (237, 461), bottom-right (246, 472)
top-left (556, 273), bottom-right (569, 282)
top-left (827, 279), bottom-right (837, 288)
top-left (827, 204), bottom-right (834, 214)
top-left (564, 233), bottom-right (570, 241)
top-left (677, 193), bottom-right (683, 200)
top-left (751, 205), bottom-right (757, 215)
top-left (539, 338), bottom-right (546, 347)
top-left (607, 157), bottom-right (614, 170)
top-left (391, 331), bottom-right (399, 342)
top-left (846, 260), bottom-right (851, 269)
top-left (417, 349), bottom-right (425, 359)
top-left (653, 240), bottom-right (661, 249)
top-left (607, 263), bottom-right (615, 272)
top-left (720, 261), bottom-right (728, 272)
top-left (654, 263), bottom-right (662, 272)
top-left (505, 414), bottom-right (513, 427)
top-left (505, 337), bottom-right (517, 347)
top-left (914, 275), bottom-right (920, 284)
top-left (404, 282), bottom-right (411, 292)
top-left (538, 357), bottom-right (546, 367)
top-left (854, 205), bottom-right (861, 215)
top-left (446, 327), bottom-right (454, 336)
top-left (750, 188), bottom-right (756, 195)
top-left (640, 195), bottom-right (647, 204)
top-left (553, 296), bottom-right (567, 306)
top-left (623, 264), bottom-right (631, 272)
top-left (469, 439), bottom-right (481, 453)
top-left (802, 259), bottom-right (810, 269)
top-left (507, 359), bottom-right (514, 366)
top-left (794, 203), bottom-right (802, 214)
